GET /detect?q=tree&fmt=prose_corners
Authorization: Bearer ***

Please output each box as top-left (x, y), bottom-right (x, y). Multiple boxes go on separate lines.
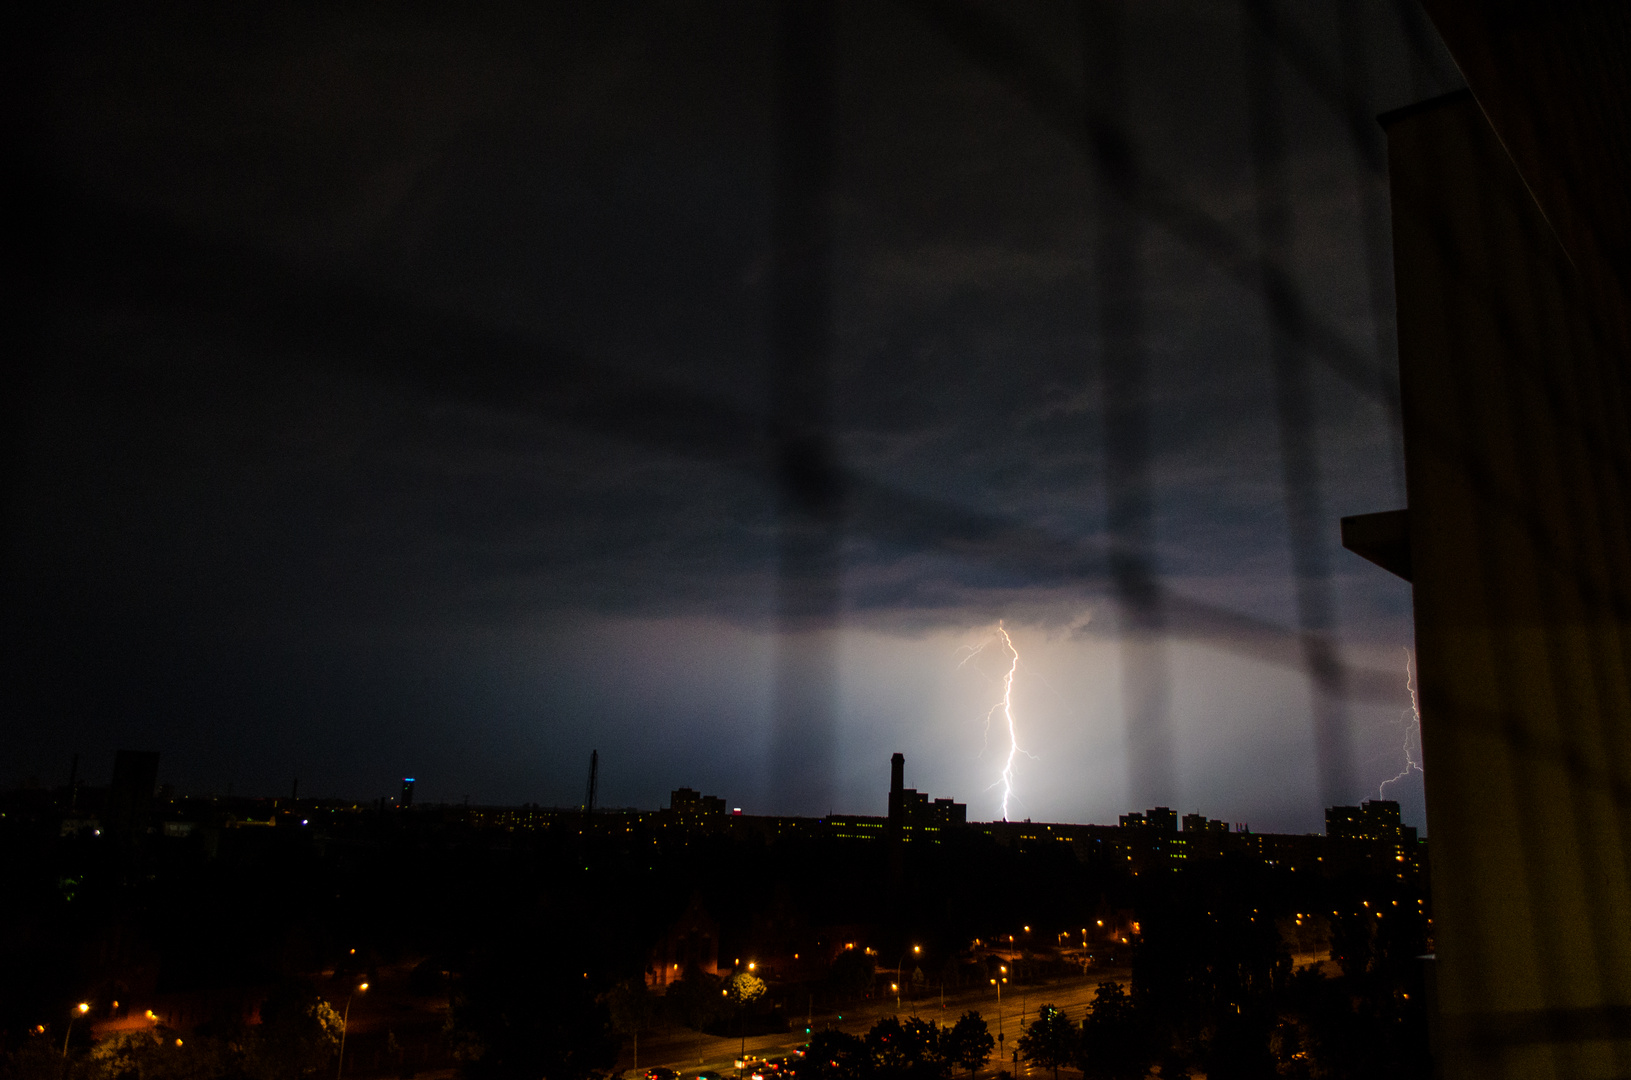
top-left (726, 972), bottom-right (768, 1068)
top-left (806, 1029), bottom-right (870, 1080)
top-left (251, 980), bottom-right (343, 1080)
top-left (827, 950), bottom-right (876, 1004)
top-left (1016, 1006), bottom-right (1075, 1080)
top-left (1204, 1007), bottom-right (1276, 1080)
top-left (864, 1017), bottom-right (945, 1080)
top-left (1078, 982), bottom-right (1149, 1080)
top-left (84, 1029), bottom-right (238, 1080)
top-left (605, 979), bottom-right (659, 1073)
top-left (1270, 1019), bottom-right (1317, 1080)
top-left (727, 972), bottom-right (767, 1010)
top-left (664, 964), bottom-right (726, 1031)
top-left (446, 952), bottom-right (617, 1080)
top-left (942, 1012), bottom-right (994, 1079)
top-left (1329, 908), bottom-right (1377, 982)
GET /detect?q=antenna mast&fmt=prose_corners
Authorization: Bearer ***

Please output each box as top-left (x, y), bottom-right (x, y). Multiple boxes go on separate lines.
top-left (584, 749), bottom-right (599, 817)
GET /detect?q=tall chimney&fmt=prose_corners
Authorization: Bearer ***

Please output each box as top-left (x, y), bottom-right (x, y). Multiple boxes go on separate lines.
top-left (891, 752), bottom-right (904, 794)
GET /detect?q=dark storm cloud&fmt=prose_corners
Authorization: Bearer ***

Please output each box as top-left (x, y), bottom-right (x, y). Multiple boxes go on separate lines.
top-left (8, 0), bottom-right (1458, 808)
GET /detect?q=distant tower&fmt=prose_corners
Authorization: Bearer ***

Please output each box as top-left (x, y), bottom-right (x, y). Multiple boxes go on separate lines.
top-left (400, 778), bottom-right (415, 808)
top-left (888, 752), bottom-right (906, 823)
top-left (584, 750), bottom-right (599, 817)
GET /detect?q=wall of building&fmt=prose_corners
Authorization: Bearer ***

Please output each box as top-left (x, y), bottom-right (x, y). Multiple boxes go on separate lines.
top-left (1387, 91), bottom-right (1631, 1078)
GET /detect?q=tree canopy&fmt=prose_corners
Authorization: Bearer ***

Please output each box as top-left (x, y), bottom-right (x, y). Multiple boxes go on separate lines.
top-left (1078, 982), bottom-right (1149, 1080)
top-left (942, 1012), bottom-right (994, 1079)
top-left (1016, 1006), bottom-right (1075, 1080)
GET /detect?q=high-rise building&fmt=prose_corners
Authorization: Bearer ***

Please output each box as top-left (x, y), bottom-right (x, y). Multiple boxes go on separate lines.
top-left (1362, 798), bottom-right (1399, 836)
top-left (668, 787), bottom-right (727, 830)
top-left (1326, 804), bottom-right (1365, 838)
top-left (1120, 807), bottom-right (1177, 830)
top-left (1326, 800), bottom-right (1417, 843)
top-left (401, 778), bottom-right (415, 808)
top-left (1182, 812), bottom-right (1229, 833)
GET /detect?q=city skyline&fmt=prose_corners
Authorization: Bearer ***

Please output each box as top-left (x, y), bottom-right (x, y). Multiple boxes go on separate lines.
top-left (39, 743), bottom-right (1425, 841)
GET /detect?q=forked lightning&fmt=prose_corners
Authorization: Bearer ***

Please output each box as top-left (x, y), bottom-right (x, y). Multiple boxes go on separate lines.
top-left (961, 622), bottom-right (1024, 821)
top-left (1380, 649), bottom-right (1424, 799)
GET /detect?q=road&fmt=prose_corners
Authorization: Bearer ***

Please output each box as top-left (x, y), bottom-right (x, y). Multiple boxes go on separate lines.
top-left (632, 971), bottom-right (1133, 1079)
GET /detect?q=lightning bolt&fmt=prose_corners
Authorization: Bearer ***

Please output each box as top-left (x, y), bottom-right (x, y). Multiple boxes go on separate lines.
top-left (1380, 649), bottom-right (1424, 799)
top-left (960, 622), bottom-right (1024, 821)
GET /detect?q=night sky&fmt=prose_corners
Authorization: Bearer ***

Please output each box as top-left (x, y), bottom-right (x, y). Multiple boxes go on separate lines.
top-left (7, 1), bottom-right (1464, 831)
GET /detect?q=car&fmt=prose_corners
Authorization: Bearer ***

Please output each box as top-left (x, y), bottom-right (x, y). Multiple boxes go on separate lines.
top-left (646, 1070), bottom-right (678, 1080)
top-left (692, 1071), bottom-right (725, 1080)
top-left (753, 1057), bottom-right (802, 1080)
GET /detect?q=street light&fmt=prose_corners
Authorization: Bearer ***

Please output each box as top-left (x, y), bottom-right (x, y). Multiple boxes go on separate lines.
top-left (63, 1003), bottom-right (90, 1061)
top-left (990, 976), bottom-right (1005, 1054)
top-left (336, 983), bottom-right (367, 1080)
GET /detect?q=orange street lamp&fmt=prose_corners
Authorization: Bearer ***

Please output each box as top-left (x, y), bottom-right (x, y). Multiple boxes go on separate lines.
top-left (337, 983), bottom-right (367, 1080)
top-left (991, 975), bottom-right (1005, 1049)
top-left (63, 1003), bottom-right (91, 1060)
